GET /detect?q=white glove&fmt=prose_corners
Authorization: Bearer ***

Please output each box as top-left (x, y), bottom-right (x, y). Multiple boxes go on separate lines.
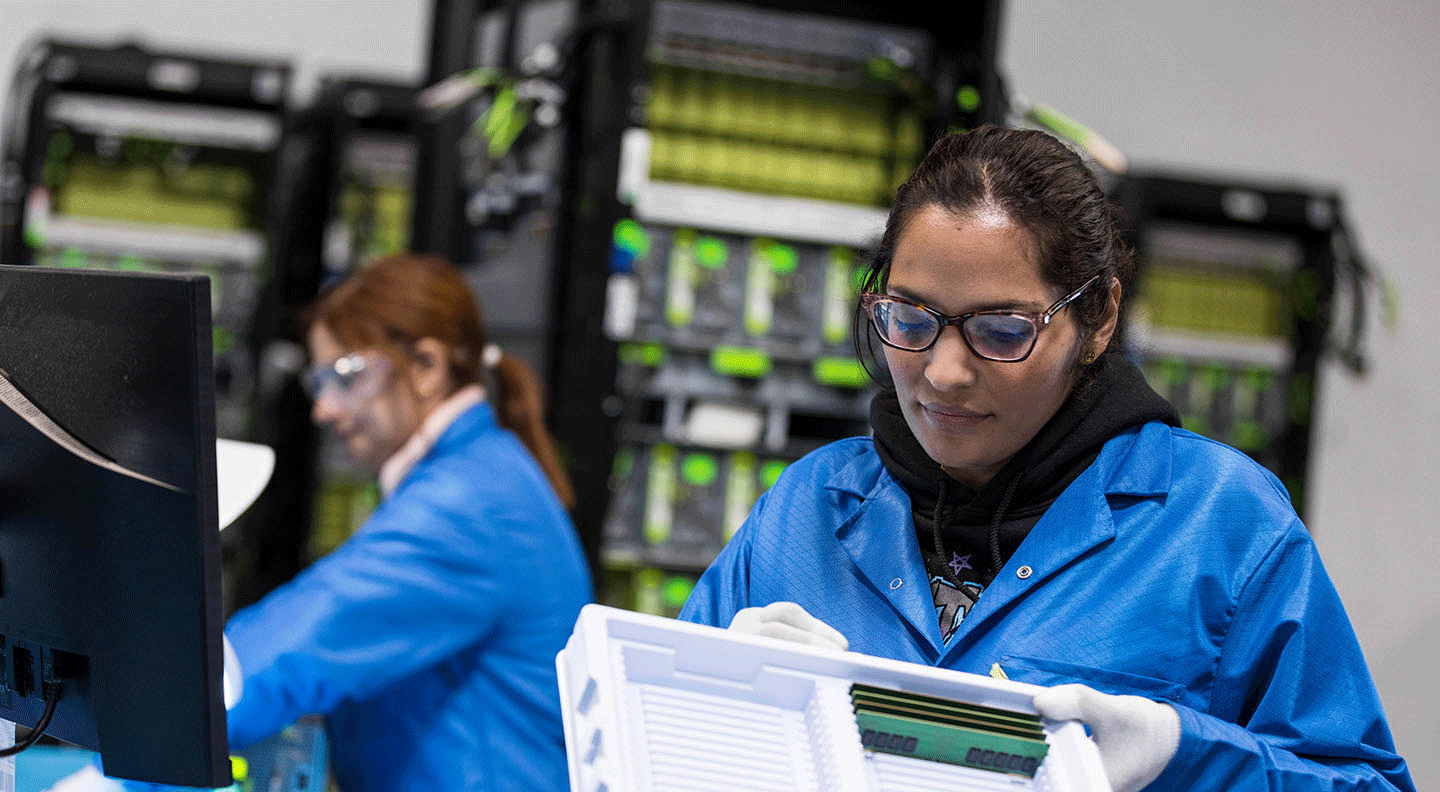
top-left (1032, 683), bottom-right (1180, 792)
top-left (728, 602), bottom-right (849, 652)
top-left (40, 764), bottom-right (124, 792)
top-left (222, 633), bottom-right (243, 710)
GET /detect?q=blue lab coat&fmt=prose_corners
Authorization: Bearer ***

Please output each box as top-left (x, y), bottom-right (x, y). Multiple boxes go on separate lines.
top-left (679, 422), bottom-right (1413, 791)
top-left (225, 402), bottom-right (592, 792)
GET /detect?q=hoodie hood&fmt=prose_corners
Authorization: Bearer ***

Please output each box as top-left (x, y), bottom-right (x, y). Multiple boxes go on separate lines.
top-left (871, 354), bottom-right (1180, 640)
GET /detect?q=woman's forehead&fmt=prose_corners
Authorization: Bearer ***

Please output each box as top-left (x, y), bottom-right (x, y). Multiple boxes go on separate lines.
top-left (888, 206), bottom-right (1049, 309)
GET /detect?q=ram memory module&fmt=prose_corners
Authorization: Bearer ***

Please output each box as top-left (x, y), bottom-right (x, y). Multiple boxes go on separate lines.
top-left (850, 683), bottom-right (1049, 777)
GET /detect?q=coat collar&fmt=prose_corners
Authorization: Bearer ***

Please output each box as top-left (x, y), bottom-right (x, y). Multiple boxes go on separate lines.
top-left (824, 423), bottom-right (1175, 660)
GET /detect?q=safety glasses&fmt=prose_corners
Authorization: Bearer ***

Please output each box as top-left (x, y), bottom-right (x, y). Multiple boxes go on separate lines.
top-left (300, 352), bottom-right (391, 406)
top-left (861, 275), bottom-right (1100, 362)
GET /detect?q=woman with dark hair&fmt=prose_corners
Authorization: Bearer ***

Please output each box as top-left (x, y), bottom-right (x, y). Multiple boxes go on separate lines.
top-left (219, 253), bottom-right (591, 792)
top-left (679, 126), bottom-right (1412, 792)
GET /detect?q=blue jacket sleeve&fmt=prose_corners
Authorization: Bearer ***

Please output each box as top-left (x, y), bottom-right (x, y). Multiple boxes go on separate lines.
top-left (222, 474), bottom-right (525, 749)
top-left (1150, 521), bottom-right (1414, 791)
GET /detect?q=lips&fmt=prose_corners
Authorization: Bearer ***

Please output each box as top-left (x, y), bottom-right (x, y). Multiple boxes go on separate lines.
top-left (922, 403), bottom-right (989, 429)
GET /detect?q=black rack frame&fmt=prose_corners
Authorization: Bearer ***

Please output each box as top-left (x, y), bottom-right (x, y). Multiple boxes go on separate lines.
top-left (1112, 169), bottom-right (1342, 518)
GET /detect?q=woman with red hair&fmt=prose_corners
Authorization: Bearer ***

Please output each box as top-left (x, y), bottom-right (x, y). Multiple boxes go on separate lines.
top-left (222, 253), bottom-right (591, 792)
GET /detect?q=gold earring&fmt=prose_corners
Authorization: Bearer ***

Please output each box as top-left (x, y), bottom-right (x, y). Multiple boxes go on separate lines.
top-left (1083, 350), bottom-right (1097, 364)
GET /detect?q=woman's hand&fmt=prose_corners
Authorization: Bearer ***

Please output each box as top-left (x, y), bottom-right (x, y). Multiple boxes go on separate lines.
top-left (1032, 683), bottom-right (1180, 792)
top-left (727, 601), bottom-right (849, 652)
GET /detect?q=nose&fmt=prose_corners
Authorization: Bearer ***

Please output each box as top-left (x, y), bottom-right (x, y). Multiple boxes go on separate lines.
top-left (311, 389), bottom-right (342, 426)
top-left (923, 325), bottom-right (980, 391)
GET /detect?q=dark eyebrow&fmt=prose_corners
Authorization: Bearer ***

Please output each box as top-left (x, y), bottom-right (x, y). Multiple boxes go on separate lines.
top-left (884, 284), bottom-right (1038, 314)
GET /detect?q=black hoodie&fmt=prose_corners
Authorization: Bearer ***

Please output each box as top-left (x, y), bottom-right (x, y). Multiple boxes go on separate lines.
top-left (871, 354), bottom-right (1180, 642)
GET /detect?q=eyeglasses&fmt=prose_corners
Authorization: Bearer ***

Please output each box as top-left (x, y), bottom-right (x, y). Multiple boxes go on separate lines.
top-left (300, 352), bottom-right (391, 404)
top-left (861, 275), bottom-right (1101, 362)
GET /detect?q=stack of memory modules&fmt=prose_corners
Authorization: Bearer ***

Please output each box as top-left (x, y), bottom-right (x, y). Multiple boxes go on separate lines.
top-left (851, 682), bottom-right (1049, 778)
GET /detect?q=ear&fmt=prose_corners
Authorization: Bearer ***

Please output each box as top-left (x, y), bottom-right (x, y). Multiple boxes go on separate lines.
top-left (408, 337), bottom-right (453, 400)
top-left (1088, 277), bottom-right (1123, 359)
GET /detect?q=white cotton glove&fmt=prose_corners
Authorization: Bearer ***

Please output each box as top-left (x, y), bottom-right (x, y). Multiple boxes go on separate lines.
top-left (40, 764), bottom-right (124, 792)
top-left (222, 633), bottom-right (243, 709)
top-left (1032, 683), bottom-right (1180, 792)
top-left (728, 602), bottom-right (849, 652)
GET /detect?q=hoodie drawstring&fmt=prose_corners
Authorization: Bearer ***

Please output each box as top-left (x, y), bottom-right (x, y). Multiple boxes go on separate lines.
top-left (933, 471), bottom-right (1024, 584)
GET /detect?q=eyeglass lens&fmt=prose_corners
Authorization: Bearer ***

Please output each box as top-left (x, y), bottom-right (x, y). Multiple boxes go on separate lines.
top-left (870, 299), bottom-right (1037, 360)
top-left (301, 354), bottom-right (376, 400)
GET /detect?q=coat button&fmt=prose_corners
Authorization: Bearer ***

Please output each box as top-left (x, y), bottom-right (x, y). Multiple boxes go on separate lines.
top-left (1016, 565), bottom-right (1033, 580)
top-left (890, 578), bottom-right (904, 590)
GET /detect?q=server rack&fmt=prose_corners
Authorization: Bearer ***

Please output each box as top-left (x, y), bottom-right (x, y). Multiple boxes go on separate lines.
top-left (0, 38), bottom-right (293, 612)
top-left (1113, 170), bottom-right (1347, 518)
top-left (414, 0), bottom-right (1004, 610)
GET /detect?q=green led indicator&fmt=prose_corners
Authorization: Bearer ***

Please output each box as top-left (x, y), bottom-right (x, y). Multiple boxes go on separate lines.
top-left (766, 242), bottom-right (798, 275)
top-left (613, 219), bottom-right (650, 257)
top-left (618, 341), bottom-right (666, 367)
top-left (760, 460), bottom-right (788, 490)
top-left (956, 85), bottom-right (981, 112)
top-left (694, 237), bottom-right (728, 269)
top-left (813, 356), bottom-right (869, 388)
top-left (682, 453), bottom-right (719, 487)
top-left (710, 346), bottom-right (771, 378)
top-left (663, 576), bottom-right (695, 608)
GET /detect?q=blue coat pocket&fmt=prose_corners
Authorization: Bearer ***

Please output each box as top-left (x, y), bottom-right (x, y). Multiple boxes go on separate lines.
top-left (998, 654), bottom-right (1187, 703)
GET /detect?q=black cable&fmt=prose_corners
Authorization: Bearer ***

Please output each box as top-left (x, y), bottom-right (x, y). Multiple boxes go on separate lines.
top-left (1332, 209), bottom-right (1372, 375)
top-left (0, 680), bottom-right (62, 758)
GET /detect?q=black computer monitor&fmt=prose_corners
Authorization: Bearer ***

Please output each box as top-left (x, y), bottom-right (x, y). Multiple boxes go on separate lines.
top-left (0, 265), bottom-right (231, 787)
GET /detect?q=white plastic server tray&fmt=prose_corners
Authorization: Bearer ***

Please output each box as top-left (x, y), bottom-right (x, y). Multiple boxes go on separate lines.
top-left (557, 604), bottom-right (1112, 792)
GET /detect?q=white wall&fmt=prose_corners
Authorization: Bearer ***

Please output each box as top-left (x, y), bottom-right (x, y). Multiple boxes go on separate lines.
top-left (1003, 2), bottom-right (1439, 786)
top-left (1, 0), bottom-right (1433, 786)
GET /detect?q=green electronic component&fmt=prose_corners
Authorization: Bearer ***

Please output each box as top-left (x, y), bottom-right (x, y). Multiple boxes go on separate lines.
top-left (643, 445), bottom-right (677, 546)
top-left (722, 452), bottom-right (757, 542)
top-left (694, 236), bottom-right (728, 269)
top-left (665, 229), bottom-right (697, 327)
top-left (956, 85), bottom-right (981, 113)
top-left (635, 567), bottom-right (664, 616)
top-left (618, 341), bottom-right (666, 367)
top-left (662, 575), bottom-right (695, 611)
top-left (823, 247), bottom-right (857, 345)
top-left (681, 452), bottom-right (719, 487)
top-left (744, 239), bottom-right (776, 336)
top-left (613, 219), bottom-right (650, 258)
top-left (851, 683), bottom-right (1048, 777)
top-left (710, 345), bottom-right (771, 378)
top-left (813, 356), bottom-right (868, 389)
top-left (759, 460), bottom-right (788, 490)
top-left (766, 242), bottom-right (798, 275)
